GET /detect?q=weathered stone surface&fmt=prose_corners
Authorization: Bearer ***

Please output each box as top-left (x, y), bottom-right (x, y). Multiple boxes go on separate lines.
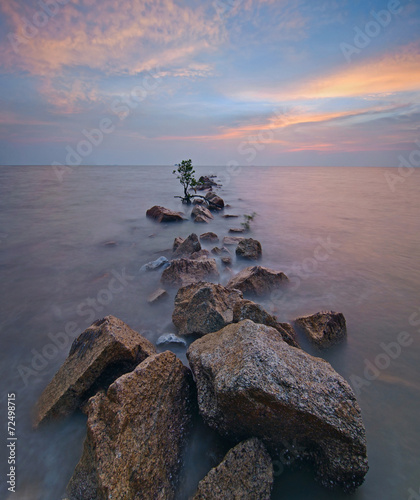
top-left (222, 214), bottom-right (239, 218)
top-left (196, 176), bottom-right (219, 190)
top-left (235, 238), bottom-right (262, 260)
top-left (35, 316), bottom-right (156, 427)
top-left (192, 205), bottom-right (214, 223)
top-left (228, 227), bottom-right (245, 233)
top-left (205, 191), bottom-right (224, 209)
top-left (211, 246), bottom-right (230, 256)
top-left (187, 320), bottom-right (368, 491)
top-left (295, 311), bottom-right (347, 349)
top-left (161, 259), bottom-right (219, 287)
top-left (193, 438), bottom-right (273, 500)
top-left (140, 256), bottom-right (169, 272)
top-left (156, 334), bottom-right (187, 347)
top-left (227, 265), bottom-right (288, 296)
top-left (223, 236), bottom-right (245, 246)
top-left (233, 300), bottom-right (298, 348)
top-left (173, 282), bottom-right (243, 336)
top-left (200, 232), bottom-right (219, 243)
top-left (67, 351), bottom-right (194, 500)
top-left (173, 233), bottom-right (201, 258)
top-left (147, 288), bottom-right (168, 304)
top-left (221, 257), bottom-right (232, 266)
top-left (190, 249), bottom-right (210, 260)
top-left (146, 206), bottom-right (184, 223)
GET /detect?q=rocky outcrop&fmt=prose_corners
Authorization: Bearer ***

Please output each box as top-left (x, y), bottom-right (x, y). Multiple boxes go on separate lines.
top-left (35, 316), bottom-right (156, 427)
top-left (193, 438), bottom-right (273, 500)
top-left (205, 191), bottom-right (224, 209)
top-left (200, 232), bottom-right (219, 243)
top-left (227, 266), bottom-right (288, 296)
top-left (235, 238), bottom-right (262, 260)
top-left (295, 311), bottom-right (347, 349)
top-left (140, 256), bottom-right (169, 272)
top-left (161, 259), bottom-right (219, 287)
top-left (192, 205), bottom-right (214, 223)
top-left (147, 288), bottom-right (168, 304)
top-left (190, 249), bottom-right (210, 260)
top-left (67, 351), bottom-right (194, 500)
top-left (187, 320), bottom-right (368, 491)
top-left (146, 206), bottom-right (184, 223)
top-left (233, 300), bottom-right (298, 348)
top-left (172, 282), bottom-right (243, 336)
top-left (173, 233), bottom-right (201, 258)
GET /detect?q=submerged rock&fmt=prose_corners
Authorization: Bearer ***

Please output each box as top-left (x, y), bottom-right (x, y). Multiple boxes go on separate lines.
top-left (221, 257), bottom-right (232, 266)
top-left (211, 246), bottom-right (230, 256)
top-left (192, 205), bottom-right (214, 223)
top-left (235, 238), bottom-right (262, 260)
top-left (187, 320), bottom-right (368, 492)
top-left (205, 191), bottom-right (224, 209)
top-left (146, 206), bottom-right (184, 223)
top-left (193, 438), bottom-right (273, 500)
top-left (161, 258), bottom-right (219, 287)
top-left (227, 265), bottom-right (288, 296)
top-left (190, 249), bottom-right (210, 260)
top-left (200, 232), bottom-right (219, 243)
top-left (156, 334), bottom-right (187, 347)
top-left (228, 228), bottom-right (245, 233)
top-left (140, 256), bottom-right (169, 272)
top-left (222, 236), bottom-right (245, 246)
top-left (172, 282), bottom-right (243, 336)
top-left (173, 233), bottom-right (201, 258)
top-left (67, 351), bottom-right (195, 500)
top-left (147, 288), bottom-right (168, 304)
top-left (34, 316), bottom-right (156, 427)
top-left (295, 311), bottom-right (347, 349)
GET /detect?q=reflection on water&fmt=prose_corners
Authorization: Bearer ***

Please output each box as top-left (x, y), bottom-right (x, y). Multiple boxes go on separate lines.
top-left (0, 166), bottom-right (419, 499)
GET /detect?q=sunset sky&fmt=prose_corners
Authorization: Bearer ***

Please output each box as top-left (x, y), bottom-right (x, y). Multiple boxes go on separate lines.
top-left (0, 0), bottom-right (419, 166)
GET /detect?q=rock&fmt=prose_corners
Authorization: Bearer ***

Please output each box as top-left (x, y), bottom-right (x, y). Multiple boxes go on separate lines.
top-left (211, 246), bottom-right (230, 256)
top-left (140, 256), bottom-right (170, 272)
top-left (200, 232), bottom-right (219, 243)
top-left (173, 233), bottom-right (201, 258)
top-left (232, 299), bottom-right (298, 348)
top-left (187, 320), bottom-right (368, 492)
top-left (193, 438), bottom-right (273, 500)
top-left (190, 249), bottom-right (210, 260)
top-left (196, 176), bottom-right (219, 190)
top-left (67, 351), bottom-right (194, 500)
top-left (147, 288), bottom-right (168, 304)
top-left (228, 228), bottom-right (245, 233)
top-left (34, 316), bottom-right (156, 427)
top-left (221, 257), bottom-right (232, 266)
top-left (161, 259), bottom-right (219, 287)
top-left (192, 205), bottom-right (214, 223)
top-left (227, 266), bottom-right (288, 296)
top-left (295, 311), bottom-right (347, 349)
top-left (103, 240), bottom-right (117, 247)
top-left (173, 236), bottom-right (184, 251)
top-left (156, 334), bottom-right (187, 347)
top-left (205, 191), bottom-right (224, 210)
top-left (236, 238), bottom-right (262, 260)
top-left (222, 236), bottom-right (245, 246)
top-left (222, 214), bottom-right (239, 218)
top-left (172, 282), bottom-right (243, 336)
top-left (146, 205), bottom-right (184, 223)
top-left (193, 198), bottom-right (206, 204)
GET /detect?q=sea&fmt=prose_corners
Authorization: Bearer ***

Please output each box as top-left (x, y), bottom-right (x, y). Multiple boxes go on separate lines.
top-left (0, 165), bottom-right (419, 500)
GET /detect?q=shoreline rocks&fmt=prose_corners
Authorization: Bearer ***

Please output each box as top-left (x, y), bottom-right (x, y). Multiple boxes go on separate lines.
top-left (146, 206), bottom-right (184, 223)
top-left (161, 258), bottom-right (219, 287)
top-left (173, 233), bottom-right (201, 258)
top-left (236, 238), bottom-right (262, 260)
top-left (205, 191), bottom-right (224, 210)
top-left (192, 205), bottom-right (214, 223)
top-left (200, 232), bottom-right (219, 243)
top-left (295, 311), bottom-right (347, 349)
top-left (227, 265), bottom-right (288, 296)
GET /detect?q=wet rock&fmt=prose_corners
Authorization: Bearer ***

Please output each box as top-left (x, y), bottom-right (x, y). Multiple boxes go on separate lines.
top-left (193, 438), bottom-right (273, 500)
top-left (221, 257), bottom-right (232, 266)
top-left (190, 249), bottom-right (210, 260)
top-left (192, 205), bottom-right (214, 223)
top-left (147, 288), bottom-right (168, 304)
top-left (156, 334), bottom-right (187, 347)
top-left (233, 299), bottom-right (298, 348)
top-left (222, 236), bottom-right (245, 246)
top-left (35, 316), bottom-right (156, 427)
top-left (236, 238), bottom-right (262, 260)
top-left (228, 228), bottom-right (245, 233)
top-left (211, 246), bottom-right (230, 256)
top-left (161, 259), bottom-right (219, 287)
top-left (295, 311), bottom-right (347, 349)
top-left (205, 191), bottom-right (224, 210)
top-left (146, 206), bottom-right (184, 223)
top-left (200, 232), bottom-right (219, 243)
top-left (222, 214), bottom-right (239, 218)
top-left (187, 320), bottom-right (368, 492)
top-left (172, 282), bottom-right (243, 336)
top-left (173, 233), bottom-right (201, 258)
top-left (196, 176), bottom-right (219, 190)
top-left (227, 265), bottom-right (288, 296)
top-left (173, 237), bottom-right (184, 252)
top-left (67, 351), bottom-right (194, 500)
top-left (140, 256), bottom-right (169, 272)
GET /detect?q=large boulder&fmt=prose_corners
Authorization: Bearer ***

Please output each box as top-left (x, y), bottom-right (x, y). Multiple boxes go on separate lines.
top-left (295, 311), bottom-right (347, 349)
top-left (205, 191), bottom-right (224, 210)
top-left (161, 258), bottom-right (219, 287)
top-left (235, 238), bottom-right (262, 260)
top-left (187, 320), bottom-right (368, 491)
top-left (67, 351), bottom-right (195, 500)
top-left (227, 265), bottom-right (288, 296)
top-left (192, 205), bottom-right (214, 223)
top-left (173, 282), bottom-right (243, 336)
top-left (34, 316), bottom-right (156, 427)
top-left (193, 438), bottom-right (273, 500)
top-left (146, 205), bottom-right (184, 223)
top-left (233, 299), bottom-right (298, 348)
top-left (173, 233), bottom-right (201, 258)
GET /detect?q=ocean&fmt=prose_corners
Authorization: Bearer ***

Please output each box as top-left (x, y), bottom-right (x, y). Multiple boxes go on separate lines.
top-left (0, 165), bottom-right (419, 499)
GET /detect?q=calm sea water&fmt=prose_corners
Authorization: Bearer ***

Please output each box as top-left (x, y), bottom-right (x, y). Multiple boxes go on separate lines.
top-left (0, 165), bottom-right (419, 500)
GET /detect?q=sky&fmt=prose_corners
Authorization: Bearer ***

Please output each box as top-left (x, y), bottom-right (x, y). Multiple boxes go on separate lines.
top-left (0, 0), bottom-right (419, 167)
